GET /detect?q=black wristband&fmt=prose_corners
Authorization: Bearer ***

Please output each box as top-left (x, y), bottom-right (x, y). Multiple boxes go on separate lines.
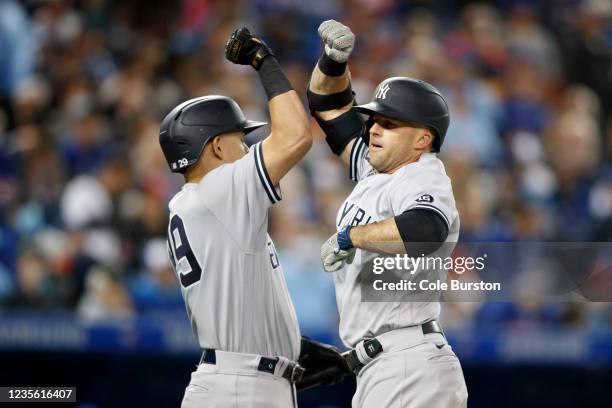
top-left (258, 57), bottom-right (293, 100)
top-left (318, 53), bottom-right (347, 76)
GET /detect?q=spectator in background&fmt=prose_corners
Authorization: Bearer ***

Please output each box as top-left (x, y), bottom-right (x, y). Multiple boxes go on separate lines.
top-left (0, 0), bottom-right (35, 99)
top-left (60, 157), bottom-right (132, 267)
top-left (558, 0), bottom-right (612, 117)
top-left (545, 109), bottom-right (602, 240)
top-left (437, 58), bottom-right (504, 167)
top-left (5, 249), bottom-right (55, 309)
top-left (77, 265), bottom-right (133, 321)
top-left (126, 237), bottom-right (182, 311)
top-left (60, 111), bottom-right (112, 178)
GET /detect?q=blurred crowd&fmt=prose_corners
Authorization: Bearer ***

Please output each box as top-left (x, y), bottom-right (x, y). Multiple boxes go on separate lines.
top-left (0, 0), bottom-right (611, 334)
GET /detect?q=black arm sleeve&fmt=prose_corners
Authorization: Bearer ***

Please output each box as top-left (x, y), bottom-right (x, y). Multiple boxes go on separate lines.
top-left (313, 108), bottom-right (365, 155)
top-left (307, 81), bottom-right (366, 156)
top-left (394, 209), bottom-right (449, 256)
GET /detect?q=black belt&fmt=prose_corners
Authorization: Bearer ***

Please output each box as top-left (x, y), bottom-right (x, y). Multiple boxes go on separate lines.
top-left (343, 320), bottom-right (445, 374)
top-left (200, 349), bottom-right (305, 383)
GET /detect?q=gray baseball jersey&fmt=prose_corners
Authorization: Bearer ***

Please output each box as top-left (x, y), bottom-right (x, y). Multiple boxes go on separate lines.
top-left (336, 137), bottom-right (460, 348)
top-left (167, 142), bottom-right (301, 361)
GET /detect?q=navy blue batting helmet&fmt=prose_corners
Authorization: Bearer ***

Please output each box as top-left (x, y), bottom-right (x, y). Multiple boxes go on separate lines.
top-left (353, 77), bottom-right (449, 152)
top-left (159, 95), bottom-right (267, 173)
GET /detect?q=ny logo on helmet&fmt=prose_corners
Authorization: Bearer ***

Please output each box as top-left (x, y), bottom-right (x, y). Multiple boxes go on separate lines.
top-left (375, 83), bottom-right (390, 99)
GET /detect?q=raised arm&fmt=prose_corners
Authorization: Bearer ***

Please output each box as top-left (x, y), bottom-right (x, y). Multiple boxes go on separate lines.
top-left (307, 20), bottom-right (364, 166)
top-left (225, 28), bottom-right (311, 186)
top-left (263, 86), bottom-right (311, 186)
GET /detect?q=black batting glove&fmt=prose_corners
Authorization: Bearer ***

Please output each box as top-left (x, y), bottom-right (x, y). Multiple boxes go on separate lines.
top-left (225, 27), bottom-right (273, 71)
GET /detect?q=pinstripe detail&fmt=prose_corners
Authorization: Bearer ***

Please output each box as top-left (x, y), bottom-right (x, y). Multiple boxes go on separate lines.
top-left (350, 138), bottom-right (366, 181)
top-left (254, 142), bottom-right (281, 204)
top-left (349, 139), bottom-right (358, 181)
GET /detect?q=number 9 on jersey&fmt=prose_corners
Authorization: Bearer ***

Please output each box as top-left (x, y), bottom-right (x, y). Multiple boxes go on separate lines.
top-left (167, 215), bottom-right (202, 288)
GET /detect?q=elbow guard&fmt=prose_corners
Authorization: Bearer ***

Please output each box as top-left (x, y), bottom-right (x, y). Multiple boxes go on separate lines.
top-left (314, 109), bottom-right (365, 155)
top-left (307, 82), bottom-right (365, 154)
top-left (394, 209), bottom-right (449, 256)
top-left (306, 84), bottom-right (354, 114)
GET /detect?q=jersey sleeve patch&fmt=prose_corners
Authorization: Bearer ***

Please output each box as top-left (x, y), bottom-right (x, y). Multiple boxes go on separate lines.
top-left (254, 142), bottom-right (282, 204)
top-left (349, 137), bottom-right (367, 181)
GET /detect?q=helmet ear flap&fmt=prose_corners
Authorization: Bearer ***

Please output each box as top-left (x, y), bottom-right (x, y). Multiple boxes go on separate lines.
top-left (431, 134), bottom-right (441, 152)
top-left (175, 138), bottom-right (193, 155)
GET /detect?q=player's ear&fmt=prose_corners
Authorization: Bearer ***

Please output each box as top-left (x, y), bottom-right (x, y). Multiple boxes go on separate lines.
top-left (416, 129), bottom-right (433, 151)
top-left (211, 136), bottom-right (224, 160)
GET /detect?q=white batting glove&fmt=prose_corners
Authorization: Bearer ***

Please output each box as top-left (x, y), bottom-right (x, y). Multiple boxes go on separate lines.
top-left (320, 230), bottom-right (356, 273)
top-left (318, 19), bottom-right (355, 63)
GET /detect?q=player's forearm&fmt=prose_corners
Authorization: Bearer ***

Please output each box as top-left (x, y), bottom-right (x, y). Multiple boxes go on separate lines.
top-left (308, 65), bottom-right (359, 164)
top-left (310, 61), bottom-right (351, 96)
top-left (309, 19), bottom-right (354, 100)
top-left (225, 27), bottom-right (311, 186)
top-left (347, 210), bottom-right (449, 255)
top-left (268, 89), bottom-right (311, 152)
top-left (261, 88), bottom-right (312, 186)
top-left (308, 20), bottom-right (360, 165)
top-left (309, 65), bottom-right (353, 123)
top-left (309, 51), bottom-right (354, 121)
top-left (256, 56), bottom-right (310, 150)
top-left (259, 57), bottom-right (312, 186)
top-left (348, 218), bottom-right (406, 254)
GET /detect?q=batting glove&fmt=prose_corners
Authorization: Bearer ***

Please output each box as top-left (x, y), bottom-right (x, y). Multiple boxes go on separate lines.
top-left (320, 226), bottom-right (356, 273)
top-left (225, 27), bottom-right (273, 70)
top-left (318, 19), bottom-right (355, 63)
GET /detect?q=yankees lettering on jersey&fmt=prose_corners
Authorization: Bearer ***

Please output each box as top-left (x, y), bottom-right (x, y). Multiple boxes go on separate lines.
top-left (335, 137), bottom-right (460, 348)
top-left (167, 142), bottom-right (301, 360)
top-left (337, 202), bottom-right (374, 227)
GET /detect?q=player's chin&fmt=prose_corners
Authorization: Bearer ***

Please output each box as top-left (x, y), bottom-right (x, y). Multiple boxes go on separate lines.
top-left (368, 155), bottom-right (385, 172)
top-left (369, 147), bottom-right (383, 160)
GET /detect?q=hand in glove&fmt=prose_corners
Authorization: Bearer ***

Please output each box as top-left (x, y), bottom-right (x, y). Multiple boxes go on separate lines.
top-left (225, 27), bottom-right (273, 70)
top-left (321, 226), bottom-right (356, 272)
top-left (318, 19), bottom-right (355, 63)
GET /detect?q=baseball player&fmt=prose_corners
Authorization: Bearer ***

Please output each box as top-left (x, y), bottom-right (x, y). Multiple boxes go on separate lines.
top-left (308, 20), bottom-right (469, 407)
top-left (159, 28), bottom-right (348, 407)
